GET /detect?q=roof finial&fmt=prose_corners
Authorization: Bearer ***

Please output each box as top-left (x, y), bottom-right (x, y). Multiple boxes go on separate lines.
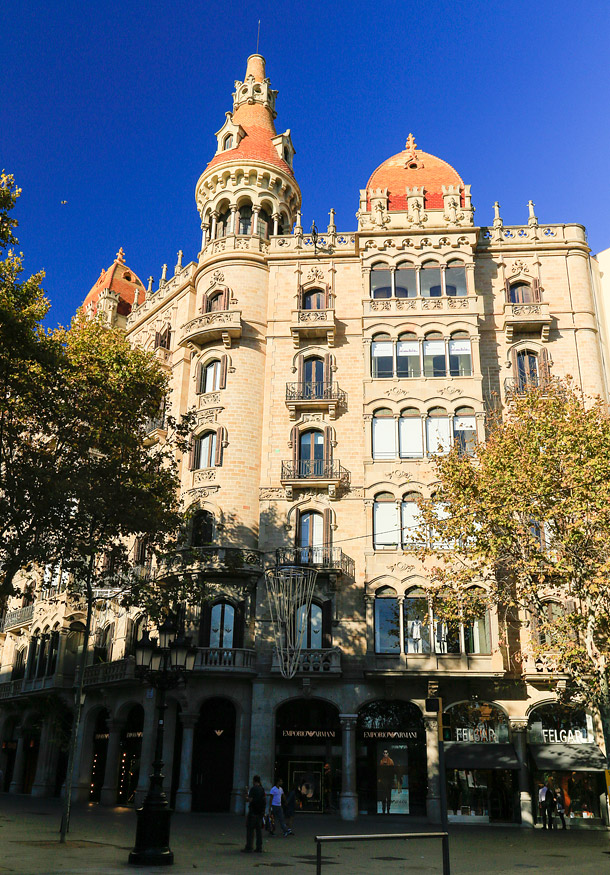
top-left (257, 19), bottom-right (261, 54)
top-left (527, 199), bottom-right (538, 227)
top-left (405, 133), bottom-right (417, 158)
top-left (116, 247), bottom-right (125, 263)
top-left (147, 276), bottom-right (154, 293)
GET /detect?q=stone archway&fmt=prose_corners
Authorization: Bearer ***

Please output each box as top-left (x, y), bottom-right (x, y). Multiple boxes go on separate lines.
top-left (191, 698), bottom-right (236, 812)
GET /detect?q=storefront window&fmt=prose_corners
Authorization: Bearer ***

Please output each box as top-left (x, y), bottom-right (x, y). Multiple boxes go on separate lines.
top-left (528, 703), bottom-right (592, 745)
top-left (444, 702), bottom-right (509, 743)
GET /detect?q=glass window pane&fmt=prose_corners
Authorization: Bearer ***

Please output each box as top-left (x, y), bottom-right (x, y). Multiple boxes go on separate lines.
top-left (465, 614), bottom-right (490, 654)
top-left (404, 597), bottom-right (431, 653)
top-left (434, 618), bottom-right (460, 654)
top-left (373, 417), bottom-right (397, 460)
top-left (399, 416), bottom-right (424, 458)
top-left (372, 342), bottom-right (394, 378)
top-left (453, 416), bottom-right (477, 455)
top-left (445, 264), bottom-right (467, 297)
top-left (420, 266), bottom-right (442, 298)
top-left (401, 501), bottom-right (424, 547)
top-left (222, 604), bottom-right (234, 648)
top-left (423, 340), bottom-right (446, 377)
top-left (371, 269), bottom-right (392, 299)
top-left (374, 502), bottom-right (400, 548)
top-left (310, 603), bottom-right (323, 648)
top-left (205, 361), bottom-right (220, 393)
top-left (375, 598), bottom-right (401, 653)
top-left (426, 416), bottom-right (451, 455)
top-left (448, 339), bottom-right (472, 376)
top-left (395, 267), bottom-right (417, 298)
top-left (396, 341), bottom-right (420, 377)
top-left (210, 604), bottom-right (222, 648)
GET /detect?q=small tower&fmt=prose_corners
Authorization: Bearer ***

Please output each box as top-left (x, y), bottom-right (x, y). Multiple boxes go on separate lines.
top-left (81, 249), bottom-right (146, 329)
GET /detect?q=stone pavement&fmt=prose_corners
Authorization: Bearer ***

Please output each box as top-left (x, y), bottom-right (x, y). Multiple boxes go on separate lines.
top-left (0, 796), bottom-right (608, 874)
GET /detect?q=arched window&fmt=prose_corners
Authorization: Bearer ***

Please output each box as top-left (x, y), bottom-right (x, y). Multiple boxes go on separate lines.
top-left (371, 333), bottom-right (394, 378)
top-left (210, 602), bottom-right (234, 648)
top-left (192, 509), bottom-right (214, 546)
top-left (399, 408), bottom-right (424, 458)
top-left (536, 601), bottom-right (564, 646)
top-left (448, 332), bottom-right (472, 377)
top-left (373, 492), bottom-right (399, 549)
top-left (238, 204), bottom-right (252, 235)
top-left (445, 260), bottom-right (467, 297)
top-left (216, 208), bottom-right (231, 238)
top-left (372, 408), bottom-right (396, 460)
top-left (401, 492), bottom-right (424, 548)
top-left (514, 348), bottom-right (549, 391)
top-left (423, 332), bottom-right (446, 377)
top-left (464, 586), bottom-right (491, 654)
top-left (395, 262), bottom-right (417, 298)
top-left (404, 587), bottom-right (431, 653)
top-left (420, 261), bottom-right (442, 298)
top-left (426, 407), bottom-right (451, 455)
top-left (194, 431), bottom-right (217, 469)
top-left (126, 615), bottom-right (147, 657)
top-left (223, 134), bottom-right (234, 151)
top-left (396, 332), bottom-right (420, 378)
top-left (374, 586), bottom-right (400, 653)
top-left (297, 602), bottom-right (323, 649)
top-left (302, 288), bottom-right (325, 310)
top-left (298, 429), bottom-right (324, 477)
top-left (209, 292), bottom-right (225, 312)
top-left (433, 609), bottom-right (460, 654)
top-left (303, 356), bottom-right (324, 398)
top-left (453, 406), bottom-right (477, 455)
top-left (202, 359), bottom-right (221, 393)
top-left (12, 647), bottom-right (26, 681)
top-left (298, 510), bottom-right (324, 564)
top-left (257, 208), bottom-right (271, 240)
top-left (370, 264), bottom-right (392, 299)
top-left (94, 623), bottom-right (114, 663)
top-left (509, 281), bottom-right (534, 303)
top-left (154, 324), bottom-right (172, 350)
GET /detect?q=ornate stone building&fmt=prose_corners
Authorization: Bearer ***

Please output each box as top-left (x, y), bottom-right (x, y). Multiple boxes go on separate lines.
top-left (0, 54), bottom-right (608, 826)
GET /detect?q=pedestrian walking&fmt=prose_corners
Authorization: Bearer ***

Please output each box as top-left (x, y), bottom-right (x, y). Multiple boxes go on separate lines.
top-left (284, 782), bottom-right (299, 829)
top-left (269, 777), bottom-right (293, 837)
top-left (242, 775), bottom-right (266, 853)
top-left (555, 788), bottom-right (567, 830)
top-left (539, 782), bottom-right (555, 829)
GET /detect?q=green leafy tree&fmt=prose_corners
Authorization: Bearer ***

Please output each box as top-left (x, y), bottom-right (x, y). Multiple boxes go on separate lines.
top-left (417, 380), bottom-right (610, 754)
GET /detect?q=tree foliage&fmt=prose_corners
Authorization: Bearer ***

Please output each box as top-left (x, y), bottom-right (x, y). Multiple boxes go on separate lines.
top-left (418, 380), bottom-right (610, 742)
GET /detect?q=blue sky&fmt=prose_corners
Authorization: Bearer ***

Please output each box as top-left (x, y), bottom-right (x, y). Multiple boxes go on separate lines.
top-left (3, 1), bottom-right (609, 328)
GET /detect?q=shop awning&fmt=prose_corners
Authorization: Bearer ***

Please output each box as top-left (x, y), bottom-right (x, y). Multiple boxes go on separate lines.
top-left (529, 743), bottom-right (608, 772)
top-left (443, 742), bottom-right (520, 770)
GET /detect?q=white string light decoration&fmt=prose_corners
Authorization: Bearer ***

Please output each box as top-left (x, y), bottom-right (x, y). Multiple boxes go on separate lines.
top-left (264, 565), bottom-right (318, 679)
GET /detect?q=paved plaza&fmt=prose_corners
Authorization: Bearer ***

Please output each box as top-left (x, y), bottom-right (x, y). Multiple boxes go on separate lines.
top-left (0, 797), bottom-right (608, 874)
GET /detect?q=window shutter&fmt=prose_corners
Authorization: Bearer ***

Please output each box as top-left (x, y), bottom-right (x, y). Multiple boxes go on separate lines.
top-left (532, 278), bottom-right (541, 302)
top-left (539, 348), bottom-right (550, 381)
top-left (324, 426), bottom-right (334, 462)
top-left (221, 288), bottom-right (230, 310)
top-left (504, 279), bottom-right (512, 303)
top-left (154, 331), bottom-right (161, 349)
top-left (323, 508), bottom-right (332, 552)
top-left (298, 286), bottom-right (304, 309)
top-left (323, 353), bottom-right (333, 384)
top-left (219, 355), bottom-right (228, 389)
top-left (199, 603), bottom-right (212, 647)
top-left (201, 294), bottom-right (209, 314)
top-left (188, 437), bottom-right (196, 471)
top-left (233, 601), bottom-right (245, 648)
top-left (196, 363), bottom-right (204, 394)
top-left (510, 347), bottom-right (519, 379)
top-left (324, 284), bottom-right (330, 308)
top-left (322, 600), bottom-right (333, 648)
top-left (293, 507), bottom-right (301, 547)
top-left (215, 426), bottom-right (226, 467)
top-left (297, 355), bottom-right (304, 385)
top-left (291, 425), bottom-right (299, 464)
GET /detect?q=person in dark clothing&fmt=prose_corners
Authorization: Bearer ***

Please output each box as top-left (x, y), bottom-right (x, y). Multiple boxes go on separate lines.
top-left (555, 788), bottom-right (567, 830)
top-left (284, 783), bottom-right (299, 828)
top-left (243, 775), bottom-right (266, 853)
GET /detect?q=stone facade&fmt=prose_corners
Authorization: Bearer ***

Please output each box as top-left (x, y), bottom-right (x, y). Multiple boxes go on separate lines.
top-left (0, 54), bottom-right (608, 827)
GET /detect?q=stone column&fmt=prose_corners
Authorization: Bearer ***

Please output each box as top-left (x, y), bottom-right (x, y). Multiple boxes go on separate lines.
top-left (249, 681), bottom-right (275, 790)
top-left (100, 720), bottom-right (124, 805)
top-left (231, 696), bottom-right (252, 815)
top-left (134, 693), bottom-right (156, 807)
top-left (339, 714), bottom-right (358, 821)
top-left (69, 708), bottom-right (94, 802)
top-left (9, 728), bottom-right (26, 794)
top-left (210, 211), bottom-right (218, 240)
top-left (511, 718), bottom-right (533, 827)
top-left (174, 714), bottom-right (197, 812)
top-left (31, 721), bottom-right (54, 797)
top-left (251, 205), bottom-right (261, 236)
top-left (272, 213), bottom-right (280, 236)
top-left (424, 716), bottom-right (441, 823)
top-left (230, 206), bottom-right (239, 235)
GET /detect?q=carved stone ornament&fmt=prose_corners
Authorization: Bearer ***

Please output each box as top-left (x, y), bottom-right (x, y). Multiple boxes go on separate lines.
top-left (387, 468), bottom-right (411, 482)
top-left (199, 392), bottom-right (221, 407)
top-left (438, 386), bottom-right (463, 398)
top-left (194, 469), bottom-right (216, 484)
top-left (307, 267), bottom-right (325, 282)
top-left (387, 561), bottom-right (414, 572)
top-left (509, 718), bottom-right (529, 732)
top-left (196, 408), bottom-right (221, 425)
top-left (209, 270), bottom-right (225, 286)
top-left (508, 260), bottom-right (530, 277)
top-left (384, 387), bottom-right (411, 399)
top-left (301, 413), bottom-right (324, 422)
top-left (185, 486), bottom-right (220, 501)
top-left (259, 487), bottom-right (285, 499)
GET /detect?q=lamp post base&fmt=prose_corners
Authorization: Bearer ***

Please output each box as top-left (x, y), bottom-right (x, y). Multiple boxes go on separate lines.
top-left (128, 804), bottom-right (174, 866)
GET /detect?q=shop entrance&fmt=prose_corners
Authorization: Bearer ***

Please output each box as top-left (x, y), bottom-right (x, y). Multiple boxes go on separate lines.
top-left (275, 699), bottom-right (341, 813)
top-left (117, 705), bottom-right (143, 804)
top-left (89, 709), bottom-right (110, 802)
top-left (191, 698), bottom-right (236, 812)
top-left (357, 700), bottom-right (427, 816)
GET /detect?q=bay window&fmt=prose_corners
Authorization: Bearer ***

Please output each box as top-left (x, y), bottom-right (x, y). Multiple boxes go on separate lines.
top-left (373, 493), bottom-right (400, 548)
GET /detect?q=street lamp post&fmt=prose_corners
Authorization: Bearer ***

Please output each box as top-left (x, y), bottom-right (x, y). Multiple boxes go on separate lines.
top-left (128, 619), bottom-right (197, 867)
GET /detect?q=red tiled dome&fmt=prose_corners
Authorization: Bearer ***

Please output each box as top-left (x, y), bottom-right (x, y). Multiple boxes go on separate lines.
top-left (82, 248), bottom-right (145, 317)
top-left (367, 135), bottom-right (464, 211)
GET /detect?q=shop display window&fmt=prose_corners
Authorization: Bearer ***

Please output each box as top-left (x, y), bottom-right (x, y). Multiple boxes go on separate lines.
top-left (444, 701), bottom-right (509, 743)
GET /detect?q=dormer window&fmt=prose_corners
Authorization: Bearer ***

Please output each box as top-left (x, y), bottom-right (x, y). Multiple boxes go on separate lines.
top-left (223, 134), bottom-right (234, 151)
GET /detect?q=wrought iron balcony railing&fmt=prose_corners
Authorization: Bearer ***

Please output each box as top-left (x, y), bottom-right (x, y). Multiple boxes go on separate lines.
top-left (280, 459), bottom-right (349, 482)
top-left (285, 382), bottom-right (346, 404)
top-left (504, 375), bottom-right (552, 396)
top-left (271, 648), bottom-right (341, 675)
top-left (193, 647), bottom-right (256, 671)
top-left (2, 604), bottom-right (35, 632)
top-left (276, 546), bottom-right (354, 577)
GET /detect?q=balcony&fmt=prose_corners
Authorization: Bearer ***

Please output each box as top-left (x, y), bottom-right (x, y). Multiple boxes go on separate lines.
top-left (82, 657), bottom-right (135, 687)
top-left (193, 647), bottom-right (256, 674)
top-left (363, 295), bottom-right (483, 318)
top-left (144, 415), bottom-right (167, 445)
top-left (503, 301), bottom-right (551, 342)
top-left (161, 546), bottom-right (263, 580)
top-left (504, 376), bottom-right (552, 397)
top-left (285, 382), bottom-right (346, 421)
top-left (280, 459), bottom-right (349, 499)
top-left (2, 605), bottom-right (35, 632)
top-left (290, 308), bottom-right (336, 348)
top-left (152, 346), bottom-right (172, 369)
top-left (178, 310), bottom-right (242, 350)
top-left (276, 546), bottom-right (355, 578)
top-left (271, 648), bottom-right (341, 675)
